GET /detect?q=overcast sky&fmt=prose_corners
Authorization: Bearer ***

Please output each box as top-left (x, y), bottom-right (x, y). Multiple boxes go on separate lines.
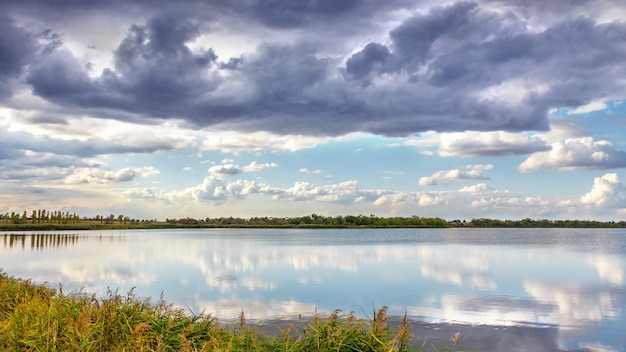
top-left (2, 0), bottom-right (626, 221)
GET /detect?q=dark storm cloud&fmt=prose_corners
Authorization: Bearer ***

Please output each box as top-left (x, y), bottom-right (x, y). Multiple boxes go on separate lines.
top-left (4, 1), bottom-right (626, 136)
top-left (340, 2), bottom-right (626, 135)
top-left (108, 14), bottom-right (219, 112)
top-left (247, 43), bottom-right (329, 103)
top-left (390, 2), bottom-right (479, 67)
top-left (1, 0), bottom-right (408, 30)
top-left (227, 0), bottom-right (361, 28)
top-left (345, 43), bottom-right (392, 82)
top-left (27, 12), bottom-right (220, 118)
top-left (27, 50), bottom-right (95, 102)
top-left (26, 113), bottom-right (69, 125)
top-left (481, 0), bottom-right (615, 15)
top-left (0, 14), bottom-right (37, 99)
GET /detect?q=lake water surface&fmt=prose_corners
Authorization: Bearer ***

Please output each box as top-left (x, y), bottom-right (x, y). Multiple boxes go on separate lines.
top-left (1, 228), bottom-right (625, 351)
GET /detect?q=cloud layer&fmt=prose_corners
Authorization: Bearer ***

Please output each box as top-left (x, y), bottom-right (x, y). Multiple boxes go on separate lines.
top-left (1, 1), bottom-right (626, 136)
top-left (519, 137), bottom-right (626, 172)
top-left (419, 164), bottom-right (493, 186)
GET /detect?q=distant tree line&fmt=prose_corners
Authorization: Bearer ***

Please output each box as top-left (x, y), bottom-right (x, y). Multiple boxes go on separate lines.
top-left (165, 214), bottom-right (449, 227)
top-left (3, 210), bottom-right (626, 228)
top-left (166, 215), bottom-right (626, 228)
top-left (0, 210), bottom-right (150, 225)
top-left (1, 210), bottom-right (80, 224)
top-left (466, 217), bottom-right (626, 228)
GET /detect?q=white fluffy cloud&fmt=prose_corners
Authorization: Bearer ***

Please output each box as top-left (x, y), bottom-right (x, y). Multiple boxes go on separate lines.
top-left (125, 177), bottom-right (386, 208)
top-left (242, 161), bottom-right (279, 172)
top-left (208, 164), bottom-right (241, 176)
top-left (438, 132), bottom-right (549, 157)
top-left (208, 161), bottom-right (279, 176)
top-left (200, 131), bottom-right (365, 154)
top-left (567, 100), bottom-right (609, 115)
top-left (278, 180), bottom-right (379, 204)
top-left (394, 118), bottom-right (626, 175)
top-left (470, 195), bottom-right (548, 211)
top-left (519, 137), bottom-right (626, 172)
top-left (419, 164), bottom-right (493, 186)
top-left (392, 130), bottom-right (549, 157)
top-left (580, 173), bottom-right (626, 207)
top-left (458, 183), bottom-right (490, 193)
top-left (173, 176), bottom-right (282, 204)
top-left (299, 168), bottom-right (323, 174)
top-left (64, 166), bottom-right (159, 184)
top-left (541, 117), bottom-right (592, 143)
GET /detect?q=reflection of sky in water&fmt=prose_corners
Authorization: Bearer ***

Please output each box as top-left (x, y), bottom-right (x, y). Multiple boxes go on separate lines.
top-left (1, 228), bottom-right (625, 351)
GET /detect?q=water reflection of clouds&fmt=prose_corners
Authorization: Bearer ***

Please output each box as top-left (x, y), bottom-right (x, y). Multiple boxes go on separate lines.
top-left (11, 265), bottom-right (157, 295)
top-left (523, 281), bottom-right (622, 324)
top-left (585, 254), bottom-right (624, 286)
top-left (5, 233), bottom-right (621, 295)
top-left (62, 265), bottom-right (155, 285)
top-left (461, 255), bottom-right (490, 272)
top-left (178, 243), bottom-right (389, 293)
top-left (205, 274), bottom-right (238, 292)
top-left (177, 240), bottom-right (361, 273)
top-left (241, 277), bottom-right (276, 291)
top-left (417, 245), bottom-right (497, 290)
top-left (375, 242), bottom-right (625, 350)
top-left (406, 282), bottom-right (624, 349)
top-left (186, 241), bottom-right (406, 274)
top-left (298, 275), bottom-right (321, 284)
top-left (408, 295), bottom-right (554, 327)
top-left (204, 274), bottom-right (277, 293)
top-left (192, 296), bottom-right (318, 321)
top-left (579, 342), bottom-right (620, 352)
top-left (420, 265), bottom-right (497, 290)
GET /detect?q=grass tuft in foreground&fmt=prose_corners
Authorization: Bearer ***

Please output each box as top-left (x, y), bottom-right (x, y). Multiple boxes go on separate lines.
top-left (0, 270), bottom-right (471, 351)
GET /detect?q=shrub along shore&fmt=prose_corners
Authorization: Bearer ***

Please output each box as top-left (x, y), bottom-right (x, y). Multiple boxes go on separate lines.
top-left (0, 270), bottom-right (470, 351)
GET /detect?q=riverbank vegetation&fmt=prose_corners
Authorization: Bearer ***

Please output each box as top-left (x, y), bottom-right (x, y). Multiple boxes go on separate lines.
top-left (0, 271), bottom-right (470, 351)
top-left (1, 209), bottom-right (625, 230)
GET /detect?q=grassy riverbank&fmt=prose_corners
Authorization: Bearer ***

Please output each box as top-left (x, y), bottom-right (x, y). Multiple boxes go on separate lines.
top-left (0, 271), bottom-right (469, 351)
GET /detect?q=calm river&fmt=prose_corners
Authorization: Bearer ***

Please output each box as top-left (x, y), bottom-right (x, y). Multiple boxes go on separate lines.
top-left (1, 228), bottom-right (625, 351)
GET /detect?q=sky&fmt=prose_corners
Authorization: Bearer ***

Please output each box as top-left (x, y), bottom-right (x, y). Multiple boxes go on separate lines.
top-left (1, 0), bottom-right (626, 221)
